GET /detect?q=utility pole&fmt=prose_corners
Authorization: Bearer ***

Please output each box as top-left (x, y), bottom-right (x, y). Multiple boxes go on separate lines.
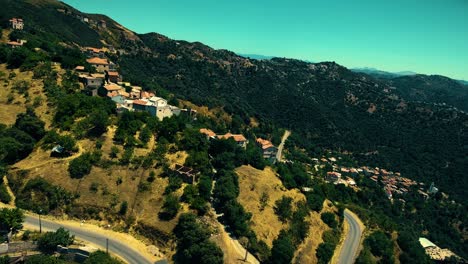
top-left (38, 210), bottom-right (42, 233)
top-left (243, 240), bottom-right (250, 262)
top-left (106, 238), bottom-right (109, 254)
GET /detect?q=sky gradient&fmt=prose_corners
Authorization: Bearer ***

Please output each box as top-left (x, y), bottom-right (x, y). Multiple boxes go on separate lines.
top-left (62, 0), bottom-right (468, 80)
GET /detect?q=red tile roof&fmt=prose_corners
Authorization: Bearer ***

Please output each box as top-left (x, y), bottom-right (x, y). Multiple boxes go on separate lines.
top-left (86, 57), bottom-right (109, 65)
top-left (107, 71), bottom-right (119, 76)
top-left (104, 83), bottom-right (123, 91)
top-left (86, 47), bottom-right (104, 53)
top-left (133, 100), bottom-right (149, 106)
top-left (7, 41), bottom-right (22, 46)
top-left (256, 138), bottom-right (275, 149)
top-left (199, 128), bottom-right (216, 137)
top-left (218, 133), bottom-right (247, 142)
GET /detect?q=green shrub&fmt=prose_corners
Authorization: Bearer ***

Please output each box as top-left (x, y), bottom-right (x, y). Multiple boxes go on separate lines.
top-left (37, 227), bottom-right (74, 253)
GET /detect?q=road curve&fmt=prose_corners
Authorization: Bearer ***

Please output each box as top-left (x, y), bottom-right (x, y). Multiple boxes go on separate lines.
top-left (337, 209), bottom-right (364, 264)
top-left (24, 214), bottom-right (167, 264)
top-left (276, 130), bottom-right (291, 162)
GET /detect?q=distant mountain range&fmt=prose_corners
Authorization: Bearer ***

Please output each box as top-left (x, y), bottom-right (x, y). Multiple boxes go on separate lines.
top-left (351, 67), bottom-right (417, 77)
top-left (352, 67), bottom-right (468, 86)
top-left (238, 53), bottom-right (275, 60)
top-left (238, 53), bottom-right (314, 63)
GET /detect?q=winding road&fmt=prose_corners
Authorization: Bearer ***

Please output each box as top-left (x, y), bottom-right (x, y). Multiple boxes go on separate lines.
top-left (23, 214), bottom-right (168, 264)
top-left (337, 209), bottom-right (364, 264)
top-left (276, 130), bottom-right (291, 162)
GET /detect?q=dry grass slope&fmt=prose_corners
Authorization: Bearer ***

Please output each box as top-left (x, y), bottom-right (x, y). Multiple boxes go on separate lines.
top-left (236, 165), bottom-right (305, 247)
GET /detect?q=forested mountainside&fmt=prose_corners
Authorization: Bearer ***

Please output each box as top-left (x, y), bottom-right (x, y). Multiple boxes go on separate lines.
top-left (388, 74), bottom-right (468, 112)
top-left (120, 33), bottom-right (468, 202)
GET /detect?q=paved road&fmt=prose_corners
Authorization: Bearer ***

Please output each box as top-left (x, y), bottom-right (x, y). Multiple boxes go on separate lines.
top-left (24, 214), bottom-right (167, 264)
top-left (337, 210), bottom-right (364, 264)
top-left (276, 130), bottom-right (291, 162)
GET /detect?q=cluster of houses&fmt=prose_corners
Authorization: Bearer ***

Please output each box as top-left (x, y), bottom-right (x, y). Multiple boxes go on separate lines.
top-left (314, 157), bottom-right (439, 201)
top-left (9, 18), bottom-right (24, 30)
top-left (6, 18), bottom-right (27, 49)
top-left (56, 8), bottom-right (107, 30)
top-left (199, 128), bottom-right (278, 163)
top-left (76, 47), bottom-right (183, 121)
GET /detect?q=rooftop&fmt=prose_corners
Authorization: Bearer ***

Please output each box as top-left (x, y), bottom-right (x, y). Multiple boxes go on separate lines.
top-left (419, 238), bottom-right (437, 248)
top-left (256, 138), bottom-right (275, 149)
top-left (107, 71), bottom-right (119, 76)
top-left (86, 57), bottom-right (109, 65)
top-left (218, 133), bottom-right (247, 142)
top-left (104, 83), bottom-right (123, 91)
top-left (200, 128), bottom-right (216, 137)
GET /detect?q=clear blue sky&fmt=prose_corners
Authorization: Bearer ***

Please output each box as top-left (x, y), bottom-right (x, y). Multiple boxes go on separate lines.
top-left (63, 0), bottom-right (468, 80)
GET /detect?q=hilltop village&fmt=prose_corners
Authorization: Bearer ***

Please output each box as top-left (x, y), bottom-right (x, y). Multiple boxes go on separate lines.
top-left (74, 46), bottom-right (187, 121)
top-left (310, 155), bottom-right (440, 203)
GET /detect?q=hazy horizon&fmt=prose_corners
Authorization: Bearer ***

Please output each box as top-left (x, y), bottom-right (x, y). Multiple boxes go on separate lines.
top-left (63, 0), bottom-right (468, 80)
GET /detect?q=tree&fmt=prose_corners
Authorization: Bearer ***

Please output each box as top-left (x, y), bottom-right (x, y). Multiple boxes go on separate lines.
top-left (110, 146), bottom-right (120, 159)
top-left (0, 184), bottom-right (11, 204)
top-left (306, 192), bottom-right (325, 212)
top-left (159, 194), bottom-right (180, 220)
top-left (25, 255), bottom-right (65, 264)
top-left (68, 153), bottom-right (93, 178)
top-left (119, 201), bottom-right (128, 216)
top-left (274, 196), bottom-right (293, 223)
top-left (85, 250), bottom-right (121, 264)
top-left (174, 213), bottom-right (223, 264)
top-left (14, 110), bottom-right (45, 141)
top-left (316, 242), bottom-right (335, 264)
top-left (87, 110), bottom-right (109, 137)
top-left (0, 256), bottom-right (9, 264)
top-left (197, 175), bottom-right (212, 201)
top-left (0, 208), bottom-right (24, 233)
top-left (321, 212), bottom-right (338, 228)
top-left (38, 227), bottom-right (74, 253)
top-left (139, 126), bottom-right (152, 144)
top-left (356, 248), bottom-right (375, 264)
top-left (364, 231), bottom-right (394, 264)
top-left (270, 230), bottom-right (295, 264)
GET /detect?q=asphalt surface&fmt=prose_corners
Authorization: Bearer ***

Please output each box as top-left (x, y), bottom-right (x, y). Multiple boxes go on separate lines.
top-left (338, 210), bottom-right (364, 264)
top-left (276, 130), bottom-right (291, 162)
top-left (24, 214), bottom-right (168, 264)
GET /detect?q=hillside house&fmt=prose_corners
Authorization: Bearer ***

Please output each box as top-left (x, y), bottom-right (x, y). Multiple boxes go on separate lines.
top-left (140, 91), bottom-right (156, 99)
top-left (9, 18), bottom-right (24, 30)
top-left (84, 47), bottom-right (105, 58)
top-left (83, 73), bottom-right (105, 89)
top-left (74, 66), bottom-right (85, 72)
top-left (132, 97), bottom-right (180, 120)
top-left (101, 83), bottom-right (124, 96)
top-left (256, 138), bottom-right (278, 163)
top-left (218, 133), bottom-right (248, 148)
top-left (326, 171), bottom-right (342, 183)
top-left (98, 20), bottom-right (107, 28)
top-left (108, 90), bottom-right (129, 104)
top-left (106, 71), bottom-right (121, 83)
top-left (199, 128), bottom-right (216, 139)
top-left (130, 86), bottom-right (142, 99)
top-left (173, 164), bottom-right (199, 183)
top-left (86, 57), bottom-right (110, 72)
